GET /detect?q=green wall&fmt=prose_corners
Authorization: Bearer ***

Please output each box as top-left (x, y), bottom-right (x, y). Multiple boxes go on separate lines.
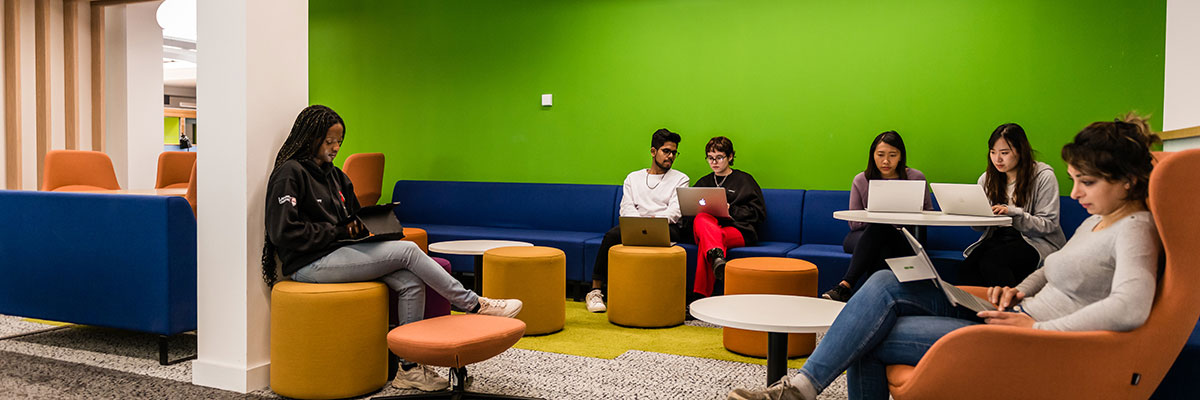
top-left (310, 0), bottom-right (1165, 198)
top-left (164, 117), bottom-right (180, 145)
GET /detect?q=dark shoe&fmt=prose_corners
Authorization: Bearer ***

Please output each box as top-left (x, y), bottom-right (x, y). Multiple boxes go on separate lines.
top-left (706, 248), bottom-right (727, 280)
top-left (821, 284), bottom-right (853, 302)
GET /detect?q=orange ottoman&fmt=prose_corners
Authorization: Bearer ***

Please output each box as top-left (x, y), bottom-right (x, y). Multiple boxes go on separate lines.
top-left (607, 245), bottom-right (686, 327)
top-left (482, 246), bottom-right (565, 335)
top-left (386, 314), bottom-right (526, 397)
top-left (723, 257), bottom-right (818, 357)
top-left (401, 227), bottom-right (429, 253)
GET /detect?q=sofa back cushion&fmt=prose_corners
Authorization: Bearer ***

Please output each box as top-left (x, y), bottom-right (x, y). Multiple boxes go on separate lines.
top-left (1059, 196), bottom-right (1089, 240)
top-left (759, 189), bottom-right (805, 243)
top-left (801, 190), bottom-right (852, 246)
top-left (393, 180), bottom-right (620, 232)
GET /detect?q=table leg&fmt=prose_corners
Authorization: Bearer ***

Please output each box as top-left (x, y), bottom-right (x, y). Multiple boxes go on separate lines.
top-left (767, 332), bottom-right (788, 385)
top-left (473, 254), bottom-right (484, 295)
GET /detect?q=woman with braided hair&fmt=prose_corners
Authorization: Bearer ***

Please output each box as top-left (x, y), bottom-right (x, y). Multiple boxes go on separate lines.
top-left (262, 105), bottom-right (523, 392)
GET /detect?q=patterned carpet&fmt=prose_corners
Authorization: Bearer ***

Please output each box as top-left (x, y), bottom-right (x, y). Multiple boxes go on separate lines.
top-left (0, 311), bottom-right (851, 399)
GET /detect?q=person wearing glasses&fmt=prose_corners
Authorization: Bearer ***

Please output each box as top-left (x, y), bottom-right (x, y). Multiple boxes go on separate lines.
top-left (685, 136), bottom-right (766, 300)
top-left (586, 128), bottom-right (691, 313)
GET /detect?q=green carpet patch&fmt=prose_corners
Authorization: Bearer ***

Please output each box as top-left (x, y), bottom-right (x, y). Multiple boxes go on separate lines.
top-left (513, 301), bottom-right (807, 369)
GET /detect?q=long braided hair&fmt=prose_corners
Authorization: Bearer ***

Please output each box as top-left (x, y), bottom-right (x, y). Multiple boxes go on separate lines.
top-left (261, 105), bottom-right (345, 286)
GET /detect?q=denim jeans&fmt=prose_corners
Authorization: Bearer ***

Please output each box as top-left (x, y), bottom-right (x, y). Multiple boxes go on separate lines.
top-left (292, 240), bottom-right (478, 326)
top-left (797, 270), bottom-right (982, 399)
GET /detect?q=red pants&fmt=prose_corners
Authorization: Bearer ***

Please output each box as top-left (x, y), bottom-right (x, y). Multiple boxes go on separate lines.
top-left (692, 212), bottom-right (744, 297)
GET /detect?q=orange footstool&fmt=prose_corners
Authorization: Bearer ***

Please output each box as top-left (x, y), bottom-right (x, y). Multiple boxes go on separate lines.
top-left (382, 314), bottom-right (534, 399)
top-left (723, 257), bottom-right (819, 357)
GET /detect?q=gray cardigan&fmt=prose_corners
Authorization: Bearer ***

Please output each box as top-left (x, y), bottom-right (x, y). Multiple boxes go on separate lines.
top-left (964, 161), bottom-right (1066, 261)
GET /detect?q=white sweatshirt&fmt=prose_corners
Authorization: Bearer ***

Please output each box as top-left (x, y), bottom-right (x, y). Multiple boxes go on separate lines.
top-left (619, 169), bottom-right (690, 224)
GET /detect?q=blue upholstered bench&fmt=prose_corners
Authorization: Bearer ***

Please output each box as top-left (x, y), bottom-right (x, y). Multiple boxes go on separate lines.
top-left (0, 190), bottom-right (197, 365)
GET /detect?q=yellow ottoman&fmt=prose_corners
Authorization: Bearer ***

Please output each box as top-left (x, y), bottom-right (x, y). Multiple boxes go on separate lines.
top-left (401, 227), bottom-right (428, 253)
top-left (723, 257), bottom-right (818, 358)
top-left (270, 281), bottom-right (388, 399)
top-left (482, 246), bottom-right (565, 335)
top-left (607, 245), bottom-right (686, 328)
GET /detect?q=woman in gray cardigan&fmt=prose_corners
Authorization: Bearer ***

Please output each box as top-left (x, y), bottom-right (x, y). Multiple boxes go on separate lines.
top-left (958, 123), bottom-right (1066, 287)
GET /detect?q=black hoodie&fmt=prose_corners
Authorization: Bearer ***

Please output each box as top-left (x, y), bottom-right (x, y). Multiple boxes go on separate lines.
top-left (265, 159), bottom-right (362, 276)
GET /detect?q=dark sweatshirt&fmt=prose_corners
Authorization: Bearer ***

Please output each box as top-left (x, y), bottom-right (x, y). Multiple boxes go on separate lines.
top-left (690, 169), bottom-right (767, 244)
top-left (265, 159), bottom-right (362, 276)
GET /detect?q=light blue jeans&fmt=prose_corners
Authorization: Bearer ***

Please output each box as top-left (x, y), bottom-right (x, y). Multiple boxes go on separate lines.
top-left (797, 270), bottom-right (982, 399)
top-left (292, 240), bottom-right (478, 326)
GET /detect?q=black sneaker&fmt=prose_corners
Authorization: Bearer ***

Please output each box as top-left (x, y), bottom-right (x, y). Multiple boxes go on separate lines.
top-left (706, 248), bottom-right (727, 280)
top-left (821, 284), bottom-right (853, 302)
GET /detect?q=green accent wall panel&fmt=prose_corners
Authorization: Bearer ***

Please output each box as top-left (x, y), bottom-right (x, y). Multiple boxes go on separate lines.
top-left (310, 0), bottom-right (1165, 198)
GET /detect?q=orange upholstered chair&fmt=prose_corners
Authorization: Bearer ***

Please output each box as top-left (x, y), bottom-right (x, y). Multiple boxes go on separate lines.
top-left (380, 314), bottom-right (534, 399)
top-left (41, 150), bottom-right (121, 192)
top-left (185, 161), bottom-right (197, 216)
top-left (885, 149), bottom-right (1200, 400)
top-left (155, 151), bottom-right (197, 189)
top-left (342, 152), bottom-right (385, 206)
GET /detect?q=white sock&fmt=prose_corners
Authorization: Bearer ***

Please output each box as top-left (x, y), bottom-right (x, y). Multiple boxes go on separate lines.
top-left (788, 374), bottom-right (819, 400)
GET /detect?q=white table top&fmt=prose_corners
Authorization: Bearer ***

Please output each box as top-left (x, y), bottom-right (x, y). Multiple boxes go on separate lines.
top-left (428, 240), bottom-right (534, 255)
top-left (833, 210), bottom-right (1011, 227)
top-left (689, 294), bottom-right (844, 334)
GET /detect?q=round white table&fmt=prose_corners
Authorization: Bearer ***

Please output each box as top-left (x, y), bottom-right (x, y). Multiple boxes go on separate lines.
top-left (428, 240), bottom-right (534, 293)
top-left (689, 294), bottom-right (844, 385)
top-left (833, 210), bottom-right (1011, 227)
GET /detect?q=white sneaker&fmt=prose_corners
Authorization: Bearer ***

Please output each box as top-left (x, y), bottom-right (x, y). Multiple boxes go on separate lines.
top-left (476, 297), bottom-right (523, 318)
top-left (585, 289), bottom-right (607, 313)
top-left (392, 364), bottom-right (449, 392)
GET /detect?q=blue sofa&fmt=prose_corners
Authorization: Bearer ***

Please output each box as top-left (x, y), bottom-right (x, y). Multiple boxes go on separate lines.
top-left (0, 190), bottom-right (196, 364)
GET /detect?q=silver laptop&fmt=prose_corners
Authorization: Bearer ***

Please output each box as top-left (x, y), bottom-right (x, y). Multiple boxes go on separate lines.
top-left (931, 183), bottom-right (995, 217)
top-left (866, 180), bottom-right (926, 213)
top-left (677, 187), bottom-right (730, 218)
top-left (619, 216), bottom-right (672, 247)
top-left (885, 227), bottom-right (998, 313)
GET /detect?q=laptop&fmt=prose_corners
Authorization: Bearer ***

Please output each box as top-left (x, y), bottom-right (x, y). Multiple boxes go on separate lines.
top-left (338, 202), bottom-right (407, 243)
top-left (619, 216), bottom-right (672, 247)
top-left (884, 227), bottom-right (998, 313)
top-left (930, 183), bottom-right (995, 217)
top-left (866, 180), bottom-right (926, 213)
top-left (677, 187), bottom-right (730, 218)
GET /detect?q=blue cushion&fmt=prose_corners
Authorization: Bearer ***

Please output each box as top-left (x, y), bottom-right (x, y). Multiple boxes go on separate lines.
top-left (759, 189), bottom-right (805, 243)
top-left (727, 241), bottom-right (799, 259)
top-left (787, 244), bottom-right (851, 293)
top-left (801, 190), bottom-right (852, 246)
top-left (0, 191), bottom-right (196, 336)
top-left (1059, 196), bottom-right (1090, 240)
top-left (406, 223), bottom-right (602, 282)
top-left (393, 181), bottom-right (620, 233)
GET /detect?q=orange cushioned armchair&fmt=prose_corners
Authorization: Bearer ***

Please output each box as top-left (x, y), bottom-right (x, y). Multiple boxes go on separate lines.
top-left (342, 152), bottom-right (384, 206)
top-left (886, 150), bottom-right (1200, 400)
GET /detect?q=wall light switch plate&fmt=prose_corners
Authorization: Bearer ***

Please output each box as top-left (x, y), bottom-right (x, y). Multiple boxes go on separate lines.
top-left (541, 94), bottom-right (553, 106)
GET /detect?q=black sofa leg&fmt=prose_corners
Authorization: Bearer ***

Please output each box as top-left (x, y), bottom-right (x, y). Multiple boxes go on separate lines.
top-left (158, 334), bottom-right (197, 366)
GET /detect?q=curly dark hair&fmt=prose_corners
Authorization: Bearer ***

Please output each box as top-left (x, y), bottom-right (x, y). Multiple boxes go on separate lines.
top-left (1061, 113), bottom-right (1160, 202)
top-left (705, 136), bottom-right (735, 166)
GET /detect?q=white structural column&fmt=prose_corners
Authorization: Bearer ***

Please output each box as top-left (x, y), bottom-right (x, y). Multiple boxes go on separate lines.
top-left (1164, 0), bottom-right (1200, 151)
top-left (103, 1), bottom-right (161, 189)
top-left (193, 0), bottom-right (307, 393)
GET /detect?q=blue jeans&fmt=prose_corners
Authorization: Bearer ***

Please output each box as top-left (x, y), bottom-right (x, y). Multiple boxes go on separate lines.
top-left (798, 270), bottom-right (981, 399)
top-left (292, 240), bottom-right (478, 326)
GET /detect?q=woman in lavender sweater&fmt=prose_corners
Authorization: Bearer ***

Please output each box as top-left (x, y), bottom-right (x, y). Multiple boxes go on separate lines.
top-left (822, 131), bottom-right (933, 302)
top-left (730, 115), bottom-right (1161, 400)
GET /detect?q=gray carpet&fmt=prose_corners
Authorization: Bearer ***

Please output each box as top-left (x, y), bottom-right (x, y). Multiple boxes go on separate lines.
top-left (1, 315), bottom-right (851, 399)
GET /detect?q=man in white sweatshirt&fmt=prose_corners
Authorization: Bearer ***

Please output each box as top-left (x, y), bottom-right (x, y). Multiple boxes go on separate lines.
top-left (586, 128), bottom-right (690, 313)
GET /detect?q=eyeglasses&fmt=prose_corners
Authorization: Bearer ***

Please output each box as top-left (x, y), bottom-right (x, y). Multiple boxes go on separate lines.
top-left (706, 155), bottom-right (727, 163)
top-left (658, 149), bottom-right (679, 156)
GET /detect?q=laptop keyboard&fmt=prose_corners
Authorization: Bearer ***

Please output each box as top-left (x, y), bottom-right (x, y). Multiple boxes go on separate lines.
top-left (941, 283), bottom-right (997, 313)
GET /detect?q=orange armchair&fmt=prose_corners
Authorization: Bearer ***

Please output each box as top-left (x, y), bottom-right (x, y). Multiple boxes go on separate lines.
top-left (341, 152), bottom-right (385, 206)
top-left (886, 149), bottom-right (1200, 400)
top-left (41, 150), bottom-right (121, 192)
top-left (185, 161), bottom-right (197, 217)
top-left (155, 151), bottom-right (197, 189)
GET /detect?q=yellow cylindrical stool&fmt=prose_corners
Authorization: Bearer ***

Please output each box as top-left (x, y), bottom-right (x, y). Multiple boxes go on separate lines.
top-left (723, 257), bottom-right (819, 358)
top-left (401, 227), bottom-right (428, 253)
top-left (607, 245), bottom-right (686, 328)
top-left (270, 281), bottom-right (388, 399)
top-left (482, 246), bottom-right (565, 335)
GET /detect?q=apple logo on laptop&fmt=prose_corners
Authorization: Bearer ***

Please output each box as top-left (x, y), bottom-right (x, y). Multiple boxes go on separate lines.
top-left (699, 199), bottom-right (707, 206)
